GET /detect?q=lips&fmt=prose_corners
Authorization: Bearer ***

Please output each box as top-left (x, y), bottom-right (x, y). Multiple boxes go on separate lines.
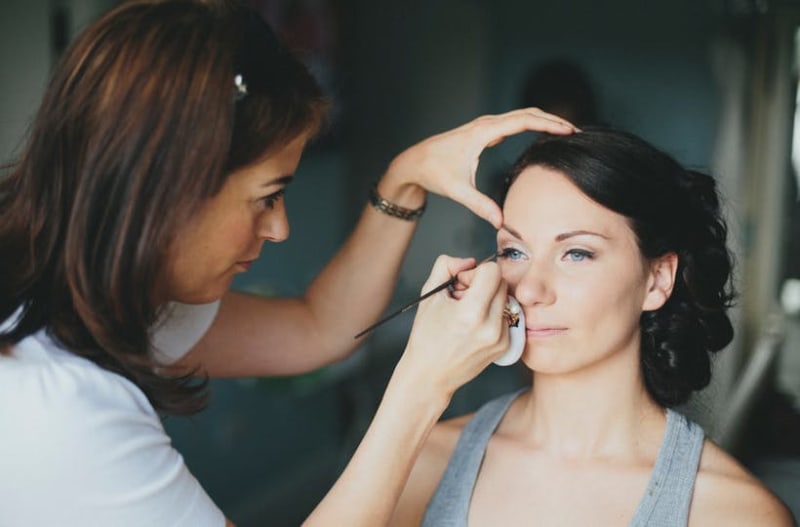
top-left (236, 260), bottom-right (255, 271)
top-left (526, 326), bottom-right (567, 338)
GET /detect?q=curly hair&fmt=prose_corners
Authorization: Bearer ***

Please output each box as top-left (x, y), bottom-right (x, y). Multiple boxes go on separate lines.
top-left (505, 127), bottom-right (735, 407)
top-left (0, 0), bottom-right (327, 415)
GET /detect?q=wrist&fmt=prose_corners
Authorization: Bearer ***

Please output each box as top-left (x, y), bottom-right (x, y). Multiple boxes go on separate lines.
top-left (369, 179), bottom-right (427, 221)
top-left (377, 162), bottom-right (427, 210)
top-left (388, 354), bottom-right (452, 414)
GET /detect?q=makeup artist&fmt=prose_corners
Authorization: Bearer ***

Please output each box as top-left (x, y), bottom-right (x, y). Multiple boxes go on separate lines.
top-left (0, 1), bottom-right (576, 526)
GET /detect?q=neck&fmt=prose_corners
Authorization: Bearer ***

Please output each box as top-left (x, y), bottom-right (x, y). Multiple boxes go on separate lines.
top-left (509, 348), bottom-right (666, 461)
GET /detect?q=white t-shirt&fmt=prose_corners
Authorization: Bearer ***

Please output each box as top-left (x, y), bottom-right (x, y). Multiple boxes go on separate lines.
top-left (0, 302), bottom-right (225, 527)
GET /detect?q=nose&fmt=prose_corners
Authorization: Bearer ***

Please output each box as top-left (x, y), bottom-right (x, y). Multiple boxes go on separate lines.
top-left (256, 205), bottom-right (289, 242)
top-left (512, 261), bottom-right (555, 307)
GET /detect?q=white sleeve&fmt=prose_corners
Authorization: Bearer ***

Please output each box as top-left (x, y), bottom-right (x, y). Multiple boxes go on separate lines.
top-left (0, 347), bottom-right (226, 527)
top-left (150, 300), bottom-right (221, 364)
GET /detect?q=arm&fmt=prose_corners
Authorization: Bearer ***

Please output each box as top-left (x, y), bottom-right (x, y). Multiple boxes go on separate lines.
top-left (303, 256), bottom-right (510, 526)
top-left (180, 109), bottom-right (576, 377)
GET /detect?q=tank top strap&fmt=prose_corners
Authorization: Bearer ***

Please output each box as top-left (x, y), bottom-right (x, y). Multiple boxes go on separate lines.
top-left (629, 408), bottom-right (705, 527)
top-left (421, 388), bottom-right (527, 527)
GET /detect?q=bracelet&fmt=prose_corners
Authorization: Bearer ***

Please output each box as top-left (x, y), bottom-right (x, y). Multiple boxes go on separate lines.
top-left (369, 182), bottom-right (426, 221)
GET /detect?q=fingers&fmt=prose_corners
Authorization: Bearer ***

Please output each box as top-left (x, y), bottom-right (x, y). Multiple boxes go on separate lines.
top-left (474, 107), bottom-right (578, 149)
top-left (400, 258), bottom-right (510, 398)
top-left (455, 263), bottom-right (509, 354)
top-left (448, 185), bottom-right (503, 228)
top-left (420, 255), bottom-right (477, 293)
top-left (453, 262), bottom-right (509, 361)
top-left (461, 262), bottom-right (505, 314)
top-left (382, 108), bottom-right (573, 232)
top-left (449, 261), bottom-right (482, 298)
top-left (448, 108), bottom-right (575, 227)
top-left (506, 107), bottom-right (579, 132)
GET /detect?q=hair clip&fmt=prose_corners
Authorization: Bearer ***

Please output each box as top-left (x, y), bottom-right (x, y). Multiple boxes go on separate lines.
top-left (234, 74), bottom-right (248, 101)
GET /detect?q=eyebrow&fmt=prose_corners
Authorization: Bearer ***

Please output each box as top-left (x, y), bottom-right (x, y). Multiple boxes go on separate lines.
top-left (499, 225), bottom-right (610, 242)
top-left (556, 230), bottom-right (610, 241)
top-left (260, 175), bottom-right (294, 188)
top-left (500, 224), bottom-right (523, 239)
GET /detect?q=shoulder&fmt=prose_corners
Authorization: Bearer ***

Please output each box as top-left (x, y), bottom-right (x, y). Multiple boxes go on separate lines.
top-left (690, 439), bottom-right (796, 526)
top-left (0, 329), bottom-right (156, 420)
top-left (151, 299), bottom-right (221, 364)
top-left (0, 332), bottom-right (224, 526)
top-left (389, 413), bottom-right (473, 527)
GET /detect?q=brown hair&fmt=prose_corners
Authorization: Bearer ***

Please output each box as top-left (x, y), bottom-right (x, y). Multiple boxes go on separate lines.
top-left (0, 0), bottom-right (327, 414)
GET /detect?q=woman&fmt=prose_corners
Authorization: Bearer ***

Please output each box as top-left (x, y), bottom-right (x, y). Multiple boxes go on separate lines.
top-left (0, 1), bottom-right (577, 525)
top-left (390, 128), bottom-right (795, 526)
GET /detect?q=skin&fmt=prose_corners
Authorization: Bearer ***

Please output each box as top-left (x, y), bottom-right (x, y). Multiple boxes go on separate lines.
top-left (161, 132), bottom-right (305, 305)
top-left (166, 108), bottom-right (579, 379)
top-left (390, 166), bottom-right (794, 526)
top-left (157, 109), bottom-right (581, 526)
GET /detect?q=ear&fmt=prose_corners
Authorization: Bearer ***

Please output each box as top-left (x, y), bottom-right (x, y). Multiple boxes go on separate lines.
top-left (642, 252), bottom-right (678, 312)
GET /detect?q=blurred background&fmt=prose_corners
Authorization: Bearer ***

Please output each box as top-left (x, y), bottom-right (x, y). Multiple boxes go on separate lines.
top-left (2, 0), bottom-right (800, 524)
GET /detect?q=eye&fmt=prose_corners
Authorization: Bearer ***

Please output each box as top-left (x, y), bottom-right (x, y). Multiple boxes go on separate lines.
top-left (260, 188), bottom-right (285, 210)
top-left (497, 247), bottom-right (526, 261)
top-left (564, 248), bottom-right (594, 262)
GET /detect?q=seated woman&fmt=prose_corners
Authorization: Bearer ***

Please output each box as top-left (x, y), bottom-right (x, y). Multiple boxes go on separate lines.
top-left (389, 128), bottom-right (795, 526)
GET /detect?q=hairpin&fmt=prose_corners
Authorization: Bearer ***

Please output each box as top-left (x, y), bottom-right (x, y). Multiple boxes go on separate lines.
top-left (234, 74), bottom-right (248, 101)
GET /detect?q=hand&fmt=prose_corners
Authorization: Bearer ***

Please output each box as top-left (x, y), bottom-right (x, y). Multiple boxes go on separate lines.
top-left (448, 264), bottom-right (479, 300)
top-left (393, 255), bottom-right (510, 402)
top-left (379, 108), bottom-right (578, 228)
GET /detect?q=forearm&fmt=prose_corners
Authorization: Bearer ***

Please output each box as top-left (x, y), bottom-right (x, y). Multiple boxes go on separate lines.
top-left (301, 174), bottom-right (425, 358)
top-left (303, 365), bottom-right (449, 526)
top-left (182, 174), bottom-right (426, 377)
top-left (184, 109), bottom-right (571, 376)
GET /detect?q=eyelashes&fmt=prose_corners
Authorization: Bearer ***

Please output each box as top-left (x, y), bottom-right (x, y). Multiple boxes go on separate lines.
top-left (496, 247), bottom-right (523, 260)
top-left (261, 188), bottom-right (285, 209)
top-left (564, 248), bottom-right (594, 262)
top-left (495, 246), bottom-right (596, 262)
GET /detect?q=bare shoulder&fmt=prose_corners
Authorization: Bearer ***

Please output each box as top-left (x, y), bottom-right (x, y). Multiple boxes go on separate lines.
top-left (690, 439), bottom-right (796, 526)
top-left (389, 413), bottom-right (473, 527)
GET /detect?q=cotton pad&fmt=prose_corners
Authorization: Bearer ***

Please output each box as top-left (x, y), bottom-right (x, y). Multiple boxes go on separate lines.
top-left (494, 296), bottom-right (525, 366)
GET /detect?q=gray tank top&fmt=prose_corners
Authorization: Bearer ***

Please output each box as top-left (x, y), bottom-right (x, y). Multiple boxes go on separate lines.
top-left (422, 389), bottom-right (705, 527)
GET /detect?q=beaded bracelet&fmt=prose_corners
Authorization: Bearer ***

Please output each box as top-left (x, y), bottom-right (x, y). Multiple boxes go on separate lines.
top-left (369, 182), bottom-right (426, 221)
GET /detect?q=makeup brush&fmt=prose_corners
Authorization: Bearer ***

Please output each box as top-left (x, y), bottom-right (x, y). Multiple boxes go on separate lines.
top-left (353, 249), bottom-right (501, 339)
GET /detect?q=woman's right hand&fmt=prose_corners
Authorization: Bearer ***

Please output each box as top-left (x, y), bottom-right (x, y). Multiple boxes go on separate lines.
top-left (393, 255), bottom-right (510, 403)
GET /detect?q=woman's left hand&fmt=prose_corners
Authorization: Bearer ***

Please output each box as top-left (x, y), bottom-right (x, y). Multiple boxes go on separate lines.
top-left (379, 107), bottom-right (578, 228)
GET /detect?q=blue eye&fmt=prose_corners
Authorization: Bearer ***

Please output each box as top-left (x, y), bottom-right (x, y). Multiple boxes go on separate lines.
top-left (564, 249), bottom-right (594, 262)
top-left (261, 188), bottom-right (285, 210)
top-left (497, 247), bottom-right (525, 261)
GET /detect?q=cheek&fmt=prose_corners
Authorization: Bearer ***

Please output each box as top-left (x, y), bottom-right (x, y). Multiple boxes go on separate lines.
top-left (500, 263), bottom-right (526, 291)
top-left (205, 211), bottom-right (257, 247)
top-left (557, 269), bottom-right (639, 321)
top-left (558, 276), bottom-right (598, 313)
top-left (174, 215), bottom-right (255, 276)
top-left (577, 277), bottom-right (647, 334)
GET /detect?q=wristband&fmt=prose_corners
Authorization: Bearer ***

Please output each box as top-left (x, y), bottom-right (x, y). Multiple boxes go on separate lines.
top-left (369, 182), bottom-right (426, 221)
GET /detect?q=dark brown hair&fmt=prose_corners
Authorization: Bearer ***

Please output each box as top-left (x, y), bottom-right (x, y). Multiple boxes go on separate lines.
top-left (0, 0), bottom-right (327, 414)
top-left (505, 128), bottom-right (735, 408)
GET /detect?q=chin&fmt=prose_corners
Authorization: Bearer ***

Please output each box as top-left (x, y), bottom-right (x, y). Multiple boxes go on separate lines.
top-left (173, 280), bottom-right (232, 305)
top-left (520, 348), bottom-right (575, 375)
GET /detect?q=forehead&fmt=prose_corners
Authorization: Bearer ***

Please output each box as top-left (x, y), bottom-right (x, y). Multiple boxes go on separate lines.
top-left (503, 165), bottom-right (634, 239)
top-left (227, 132), bottom-right (308, 185)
